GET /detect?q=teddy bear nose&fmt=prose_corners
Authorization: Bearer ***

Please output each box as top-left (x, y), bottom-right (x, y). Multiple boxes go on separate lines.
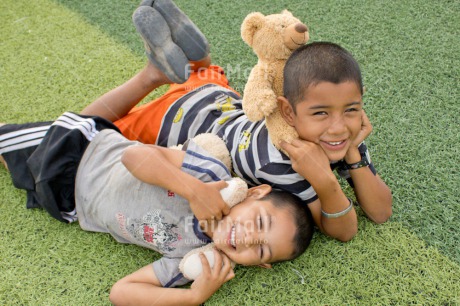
top-left (295, 23), bottom-right (308, 33)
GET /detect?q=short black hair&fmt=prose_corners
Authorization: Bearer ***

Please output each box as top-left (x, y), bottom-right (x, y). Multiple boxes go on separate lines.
top-left (261, 190), bottom-right (314, 262)
top-left (283, 41), bottom-right (363, 110)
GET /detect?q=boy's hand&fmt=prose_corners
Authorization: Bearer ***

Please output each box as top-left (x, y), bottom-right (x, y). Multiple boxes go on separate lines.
top-left (280, 139), bottom-right (333, 184)
top-left (345, 110), bottom-right (373, 163)
top-left (353, 110), bottom-right (373, 147)
top-left (189, 181), bottom-right (230, 221)
top-left (190, 249), bottom-right (235, 304)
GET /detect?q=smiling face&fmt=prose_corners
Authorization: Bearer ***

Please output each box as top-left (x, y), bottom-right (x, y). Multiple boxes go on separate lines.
top-left (207, 185), bottom-right (297, 266)
top-left (280, 81), bottom-right (363, 161)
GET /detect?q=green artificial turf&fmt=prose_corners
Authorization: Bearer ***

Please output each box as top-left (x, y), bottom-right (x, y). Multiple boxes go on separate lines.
top-left (1, 0), bottom-right (459, 304)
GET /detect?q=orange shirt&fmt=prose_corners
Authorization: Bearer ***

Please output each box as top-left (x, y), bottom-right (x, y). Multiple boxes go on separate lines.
top-left (114, 65), bottom-right (240, 144)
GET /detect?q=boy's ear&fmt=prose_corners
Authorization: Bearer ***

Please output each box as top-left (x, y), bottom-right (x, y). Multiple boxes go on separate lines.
top-left (277, 96), bottom-right (296, 126)
top-left (247, 184), bottom-right (272, 199)
top-left (258, 263), bottom-right (272, 269)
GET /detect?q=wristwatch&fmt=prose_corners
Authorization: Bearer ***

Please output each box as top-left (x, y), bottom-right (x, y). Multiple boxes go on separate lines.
top-left (342, 158), bottom-right (369, 170)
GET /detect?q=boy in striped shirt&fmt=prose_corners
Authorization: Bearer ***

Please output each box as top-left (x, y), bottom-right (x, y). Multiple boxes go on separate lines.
top-left (111, 2), bottom-right (392, 241)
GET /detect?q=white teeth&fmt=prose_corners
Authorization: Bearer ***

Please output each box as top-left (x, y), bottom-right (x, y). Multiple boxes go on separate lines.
top-left (230, 226), bottom-right (236, 248)
top-left (327, 141), bottom-right (343, 146)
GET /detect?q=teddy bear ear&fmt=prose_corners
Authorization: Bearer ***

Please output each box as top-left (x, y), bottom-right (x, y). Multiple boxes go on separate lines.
top-left (241, 12), bottom-right (265, 47)
top-left (281, 9), bottom-right (293, 17)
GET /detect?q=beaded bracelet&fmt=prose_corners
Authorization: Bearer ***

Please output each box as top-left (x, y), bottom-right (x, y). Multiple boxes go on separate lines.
top-left (321, 198), bottom-right (353, 218)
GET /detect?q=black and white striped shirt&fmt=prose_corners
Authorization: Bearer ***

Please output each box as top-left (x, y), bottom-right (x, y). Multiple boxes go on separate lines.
top-left (155, 84), bottom-right (376, 203)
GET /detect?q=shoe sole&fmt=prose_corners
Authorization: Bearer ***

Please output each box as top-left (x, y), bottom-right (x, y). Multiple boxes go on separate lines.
top-left (140, 0), bottom-right (209, 61)
top-left (133, 6), bottom-right (190, 84)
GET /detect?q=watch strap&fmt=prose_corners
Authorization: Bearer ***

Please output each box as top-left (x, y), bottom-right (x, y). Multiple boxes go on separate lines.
top-left (343, 159), bottom-right (369, 170)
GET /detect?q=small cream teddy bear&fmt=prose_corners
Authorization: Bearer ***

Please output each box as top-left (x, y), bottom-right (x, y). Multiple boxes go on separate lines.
top-left (179, 178), bottom-right (244, 280)
top-left (241, 10), bottom-right (309, 150)
top-left (171, 133), bottom-right (246, 279)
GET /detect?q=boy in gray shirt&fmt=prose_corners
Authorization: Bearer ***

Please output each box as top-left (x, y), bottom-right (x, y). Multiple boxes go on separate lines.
top-left (0, 111), bottom-right (313, 305)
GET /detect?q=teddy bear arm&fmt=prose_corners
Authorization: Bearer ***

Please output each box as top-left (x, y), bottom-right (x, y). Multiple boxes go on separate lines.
top-left (243, 66), bottom-right (278, 121)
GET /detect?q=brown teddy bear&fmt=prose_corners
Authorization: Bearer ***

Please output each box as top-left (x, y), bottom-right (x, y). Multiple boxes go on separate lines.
top-left (241, 10), bottom-right (309, 150)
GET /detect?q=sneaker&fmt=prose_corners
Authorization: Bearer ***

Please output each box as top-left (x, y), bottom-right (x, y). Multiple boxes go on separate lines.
top-left (139, 0), bottom-right (209, 61)
top-left (133, 6), bottom-right (190, 84)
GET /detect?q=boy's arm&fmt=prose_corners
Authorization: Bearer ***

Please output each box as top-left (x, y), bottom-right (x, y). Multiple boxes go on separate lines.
top-left (121, 144), bottom-right (230, 221)
top-left (343, 111), bottom-right (393, 224)
top-left (344, 165), bottom-right (392, 224)
top-left (110, 249), bottom-right (235, 306)
top-left (280, 139), bottom-right (358, 242)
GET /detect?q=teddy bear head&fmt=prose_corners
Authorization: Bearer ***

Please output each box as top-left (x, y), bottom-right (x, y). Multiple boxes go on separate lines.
top-left (241, 10), bottom-right (309, 62)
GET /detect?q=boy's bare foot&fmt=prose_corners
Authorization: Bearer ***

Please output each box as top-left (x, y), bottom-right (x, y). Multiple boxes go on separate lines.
top-left (0, 123), bottom-right (8, 171)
